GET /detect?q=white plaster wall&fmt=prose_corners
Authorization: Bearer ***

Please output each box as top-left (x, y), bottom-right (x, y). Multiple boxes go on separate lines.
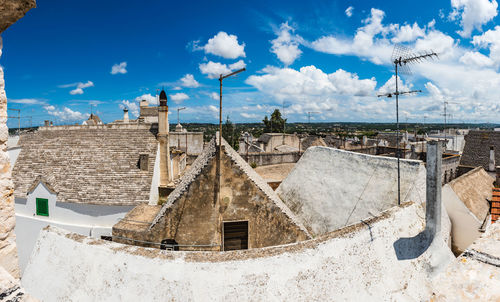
top-left (277, 146), bottom-right (427, 236)
top-left (442, 184), bottom-right (483, 254)
top-left (15, 182), bottom-right (133, 274)
top-left (7, 147), bottom-right (20, 168)
top-left (169, 132), bottom-right (204, 155)
top-left (22, 203), bottom-right (454, 301)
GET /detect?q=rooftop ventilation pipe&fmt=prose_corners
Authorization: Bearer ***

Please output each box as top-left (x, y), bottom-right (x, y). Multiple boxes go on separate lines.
top-left (490, 146), bottom-right (496, 172)
top-left (123, 108), bottom-right (129, 123)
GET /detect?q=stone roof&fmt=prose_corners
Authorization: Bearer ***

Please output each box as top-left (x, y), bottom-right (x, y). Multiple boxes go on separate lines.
top-left (150, 136), bottom-right (311, 237)
top-left (12, 128), bottom-right (158, 205)
top-left (460, 130), bottom-right (500, 169)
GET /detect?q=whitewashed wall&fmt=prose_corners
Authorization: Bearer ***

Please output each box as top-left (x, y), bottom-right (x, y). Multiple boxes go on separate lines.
top-left (22, 202), bottom-right (454, 301)
top-left (15, 182), bottom-right (133, 274)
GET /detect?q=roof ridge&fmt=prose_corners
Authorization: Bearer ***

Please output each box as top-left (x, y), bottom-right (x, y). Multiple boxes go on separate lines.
top-left (150, 137), bottom-right (216, 228)
top-left (220, 137), bottom-right (312, 238)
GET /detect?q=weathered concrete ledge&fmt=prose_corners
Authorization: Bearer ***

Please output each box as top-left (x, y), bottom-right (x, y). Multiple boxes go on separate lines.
top-left (22, 202), bottom-right (454, 301)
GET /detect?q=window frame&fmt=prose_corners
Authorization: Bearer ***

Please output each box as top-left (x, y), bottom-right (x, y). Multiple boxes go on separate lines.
top-left (36, 198), bottom-right (49, 217)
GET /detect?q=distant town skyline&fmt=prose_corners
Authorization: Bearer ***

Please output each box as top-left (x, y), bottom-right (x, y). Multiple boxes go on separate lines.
top-left (2, 0), bottom-right (500, 127)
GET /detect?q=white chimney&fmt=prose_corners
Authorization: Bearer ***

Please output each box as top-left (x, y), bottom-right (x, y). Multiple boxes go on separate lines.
top-left (123, 108), bottom-right (129, 123)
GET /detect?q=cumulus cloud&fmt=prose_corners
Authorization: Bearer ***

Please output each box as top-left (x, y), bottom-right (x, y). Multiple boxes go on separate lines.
top-left (459, 51), bottom-right (495, 66)
top-left (449, 0), bottom-right (498, 37)
top-left (270, 22), bottom-right (303, 66)
top-left (472, 26), bottom-right (500, 65)
top-left (111, 62), bottom-right (127, 75)
top-left (377, 76), bottom-right (413, 95)
top-left (44, 105), bottom-right (88, 121)
top-left (199, 60), bottom-right (246, 79)
top-left (210, 92), bottom-right (219, 100)
top-left (208, 105), bottom-right (219, 113)
top-left (200, 32), bottom-right (246, 59)
top-left (245, 65), bottom-right (376, 110)
top-left (120, 100), bottom-right (139, 117)
top-left (345, 6), bottom-right (354, 17)
top-left (134, 93), bottom-right (157, 105)
top-left (391, 23), bottom-right (425, 43)
top-left (59, 81), bottom-right (94, 95)
top-left (170, 92), bottom-right (190, 104)
top-left (180, 74), bottom-right (200, 88)
top-left (240, 113), bottom-right (258, 119)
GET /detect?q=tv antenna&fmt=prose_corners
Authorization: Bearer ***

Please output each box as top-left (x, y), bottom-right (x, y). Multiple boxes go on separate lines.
top-left (380, 44), bottom-right (438, 206)
top-left (177, 107), bottom-right (186, 125)
top-left (442, 100), bottom-right (458, 144)
top-left (307, 111), bottom-right (320, 123)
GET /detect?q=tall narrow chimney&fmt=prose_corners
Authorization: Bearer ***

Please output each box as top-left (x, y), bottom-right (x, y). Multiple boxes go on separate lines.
top-left (489, 146), bottom-right (496, 172)
top-left (158, 90), bottom-right (172, 195)
top-left (123, 108), bottom-right (129, 123)
top-left (425, 140), bottom-right (442, 239)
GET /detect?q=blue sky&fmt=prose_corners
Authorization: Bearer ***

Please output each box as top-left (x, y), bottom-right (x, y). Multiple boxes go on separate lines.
top-left (2, 0), bottom-right (500, 127)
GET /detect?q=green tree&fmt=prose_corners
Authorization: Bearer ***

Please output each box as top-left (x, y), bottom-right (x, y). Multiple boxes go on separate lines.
top-left (263, 109), bottom-right (286, 133)
top-left (222, 115), bottom-right (240, 150)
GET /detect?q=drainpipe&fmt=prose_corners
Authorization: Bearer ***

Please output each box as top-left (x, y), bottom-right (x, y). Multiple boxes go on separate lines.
top-left (425, 140), bottom-right (442, 239)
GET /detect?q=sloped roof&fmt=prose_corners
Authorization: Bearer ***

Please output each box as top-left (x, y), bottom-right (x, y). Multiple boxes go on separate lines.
top-left (460, 130), bottom-right (500, 169)
top-left (150, 136), bottom-right (311, 237)
top-left (276, 146), bottom-right (427, 236)
top-left (13, 128), bottom-right (158, 205)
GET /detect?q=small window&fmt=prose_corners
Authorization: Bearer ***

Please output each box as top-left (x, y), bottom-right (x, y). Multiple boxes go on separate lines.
top-left (36, 198), bottom-right (49, 216)
top-left (101, 236), bottom-right (112, 241)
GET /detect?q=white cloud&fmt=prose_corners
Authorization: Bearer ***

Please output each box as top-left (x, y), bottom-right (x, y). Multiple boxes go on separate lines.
top-left (111, 62), bottom-right (127, 75)
top-left (240, 113), bottom-right (258, 119)
top-left (270, 22), bottom-right (303, 66)
top-left (134, 93), bottom-right (157, 105)
top-left (180, 74), bottom-right (200, 88)
top-left (170, 92), bottom-right (190, 104)
top-left (44, 106), bottom-right (88, 121)
top-left (472, 26), bottom-right (500, 64)
top-left (199, 60), bottom-right (246, 79)
top-left (208, 105), bottom-right (219, 113)
top-left (450, 0), bottom-right (498, 37)
top-left (120, 100), bottom-right (139, 117)
top-left (245, 65), bottom-right (376, 111)
top-left (459, 50), bottom-right (494, 66)
top-left (202, 32), bottom-right (246, 59)
top-left (66, 81), bottom-right (94, 95)
top-left (377, 76), bottom-right (413, 95)
top-left (9, 98), bottom-right (46, 105)
top-left (229, 60), bottom-right (246, 70)
top-left (391, 23), bottom-right (425, 43)
top-left (345, 6), bottom-right (354, 17)
top-left (210, 92), bottom-right (219, 100)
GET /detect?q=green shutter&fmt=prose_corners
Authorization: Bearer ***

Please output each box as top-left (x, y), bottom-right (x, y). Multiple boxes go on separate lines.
top-left (36, 198), bottom-right (49, 216)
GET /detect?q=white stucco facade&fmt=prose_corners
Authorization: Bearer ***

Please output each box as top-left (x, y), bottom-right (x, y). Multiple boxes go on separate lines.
top-left (15, 181), bottom-right (133, 274)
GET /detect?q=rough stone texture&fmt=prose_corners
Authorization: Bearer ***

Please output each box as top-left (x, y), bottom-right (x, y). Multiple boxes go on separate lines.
top-left (0, 0), bottom-right (36, 282)
top-left (0, 0), bottom-right (36, 33)
top-left (12, 128), bottom-right (158, 205)
top-left (460, 130), bottom-right (500, 170)
top-left (276, 146), bottom-right (427, 236)
top-left (114, 137), bottom-right (310, 250)
top-left (0, 266), bottom-right (36, 301)
top-left (432, 221), bottom-right (500, 301)
top-left (24, 203), bottom-right (454, 301)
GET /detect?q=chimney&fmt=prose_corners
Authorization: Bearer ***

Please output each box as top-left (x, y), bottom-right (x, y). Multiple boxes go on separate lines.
top-left (140, 100), bottom-right (148, 108)
top-left (123, 108), bottom-right (129, 123)
top-left (425, 140), bottom-right (442, 240)
top-left (44, 120), bottom-right (50, 127)
top-left (496, 166), bottom-right (500, 187)
top-left (158, 89), bottom-right (172, 196)
top-left (489, 146), bottom-right (496, 172)
top-left (50, 121), bottom-right (53, 126)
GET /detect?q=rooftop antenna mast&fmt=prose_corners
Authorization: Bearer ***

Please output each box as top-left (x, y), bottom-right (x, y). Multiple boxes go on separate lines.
top-left (380, 44), bottom-right (438, 205)
top-left (442, 100), bottom-right (458, 144)
top-left (8, 108), bottom-right (20, 135)
top-left (307, 111), bottom-right (320, 123)
top-left (177, 107), bottom-right (186, 125)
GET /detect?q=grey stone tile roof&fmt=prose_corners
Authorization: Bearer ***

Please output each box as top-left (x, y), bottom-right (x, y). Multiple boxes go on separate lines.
top-left (12, 128), bottom-right (158, 206)
top-left (150, 136), bottom-right (312, 238)
top-left (460, 130), bottom-right (500, 169)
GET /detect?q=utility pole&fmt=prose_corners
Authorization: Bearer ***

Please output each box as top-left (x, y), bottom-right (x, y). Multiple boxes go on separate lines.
top-left (383, 44), bottom-right (437, 206)
top-left (8, 108), bottom-right (20, 135)
top-left (307, 111), bottom-right (320, 123)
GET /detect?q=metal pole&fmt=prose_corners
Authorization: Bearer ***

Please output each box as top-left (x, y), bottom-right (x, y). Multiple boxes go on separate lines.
top-left (395, 63), bottom-right (401, 206)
